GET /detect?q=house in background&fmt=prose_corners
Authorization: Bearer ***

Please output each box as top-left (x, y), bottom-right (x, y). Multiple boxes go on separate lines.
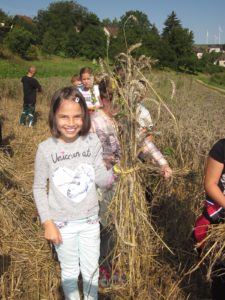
top-left (194, 44), bottom-right (225, 60)
top-left (103, 26), bottom-right (119, 39)
top-left (13, 15), bottom-right (33, 24)
top-left (193, 45), bottom-right (207, 59)
top-left (209, 46), bottom-right (222, 53)
top-left (207, 44), bottom-right (225, 53)
top-left (194, 47), bottom-right (204, 59)
top-left (214, 53), bottom-right (225, 67)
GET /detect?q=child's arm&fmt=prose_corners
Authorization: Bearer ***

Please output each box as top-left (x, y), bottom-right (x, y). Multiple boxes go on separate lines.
top-left (34, 79), bottom-right (42, 92)
top-left (33, 145), bottom-right (63, 244)
top-left (204, 156), bottom-right (225, 209)
top-left (93, 136), bottom-right (116, 188)
top-left (33, 146), bottom-right (50, 221)
top-left (142, 139), bottom-right (172, 179)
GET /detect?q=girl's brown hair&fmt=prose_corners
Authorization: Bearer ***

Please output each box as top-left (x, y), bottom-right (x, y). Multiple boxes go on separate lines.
top-left (79, 67), bottom-right (93, 78)
top-left (99, 77), bottom-right (114, 102)
top-left (48, 87), bottom-right (91, 138)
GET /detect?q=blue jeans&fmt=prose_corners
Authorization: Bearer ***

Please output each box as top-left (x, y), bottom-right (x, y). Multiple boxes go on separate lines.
top-left (54, 216), bottom-right (100, 300)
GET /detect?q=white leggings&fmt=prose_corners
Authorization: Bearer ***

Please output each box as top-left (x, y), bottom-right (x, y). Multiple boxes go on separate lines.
top-left (54, 217), bottom-right (100, 300)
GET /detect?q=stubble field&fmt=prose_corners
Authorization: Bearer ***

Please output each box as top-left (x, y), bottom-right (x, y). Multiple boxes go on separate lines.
top-left (0, 71), bottom-right (225, 299)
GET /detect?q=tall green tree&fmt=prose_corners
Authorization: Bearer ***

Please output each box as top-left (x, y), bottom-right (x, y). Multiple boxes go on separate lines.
top-left (77, 25), bottom-right (106, 59)
top-left (64, 31), bottom-right (80, 58)
top-left (42, 30), bottom-right (59, 54)
top-left (102, 18), bottom-right (119, 27)
top-left (109, 10), bottom-right (160, 59)
top-left (36, 0), bottom-right (100, 56)
top-left (160, 11), bottom-right (197, 71)
top-left (161, 11), bottom-right (181, 39)
top-left (141, 24), bottom-right (161, 59)
top-left (119, 10), bottom-right (152, 48)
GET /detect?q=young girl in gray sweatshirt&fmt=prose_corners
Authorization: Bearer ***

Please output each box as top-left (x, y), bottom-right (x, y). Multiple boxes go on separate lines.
top-left (33, 87), bottom-right (115, 300)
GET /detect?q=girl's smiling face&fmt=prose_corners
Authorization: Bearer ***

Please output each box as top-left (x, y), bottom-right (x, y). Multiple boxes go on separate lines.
top-left (81, 72), bottom-right (94, 90)
top-left (55, 99), bottom-right (83, 143)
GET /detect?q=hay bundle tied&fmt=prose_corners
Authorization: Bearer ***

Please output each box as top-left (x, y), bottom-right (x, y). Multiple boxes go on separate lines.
top-left (99, 44), bottom-right (182, 299)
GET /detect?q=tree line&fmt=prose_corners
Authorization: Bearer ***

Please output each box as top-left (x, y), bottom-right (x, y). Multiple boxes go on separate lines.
top-left (0, 1), bottom-right (223, 73)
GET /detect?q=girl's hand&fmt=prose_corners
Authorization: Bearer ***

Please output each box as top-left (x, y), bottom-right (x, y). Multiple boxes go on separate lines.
top-left (161, 165), bottom-right (172, 179)
top-left (43, 220), bottom-right (62, 245)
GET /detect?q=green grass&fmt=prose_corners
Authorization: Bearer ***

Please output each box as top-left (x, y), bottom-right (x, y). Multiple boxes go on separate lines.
top-left (0, 56), bottom-right (97, 79)
top-left (197, 72), bottom-right (225, 90)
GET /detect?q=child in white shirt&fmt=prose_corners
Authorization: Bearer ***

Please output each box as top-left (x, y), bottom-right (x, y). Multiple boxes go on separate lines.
top-left (78, 67), bottom-right (102, 111)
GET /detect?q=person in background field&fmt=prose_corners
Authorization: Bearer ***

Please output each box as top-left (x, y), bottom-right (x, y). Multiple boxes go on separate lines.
top-left (91, 78), bottom-right (120, 170)
top-left (137, 80), bottom-right (154, 132)
top-left (194, 139), bottom-right (225, 300)
top-left (19, 66), bottom-right (42, 127)
top-left (94, 75), bottom-right (172, 188)
top-left (33, 87), bottom-right (117, 300)
top-left (71, 74), bottom-right (82, 88)
top-left (78, 67), bottom-right (102, 111)
top-left (113, 65), bottom-right (170, 177)
top-left (135, 81), bottom-right (172, 178)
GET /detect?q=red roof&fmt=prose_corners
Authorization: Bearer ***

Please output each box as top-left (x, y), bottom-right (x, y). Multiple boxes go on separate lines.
top-left (104, 26), bottom-right (119, 38)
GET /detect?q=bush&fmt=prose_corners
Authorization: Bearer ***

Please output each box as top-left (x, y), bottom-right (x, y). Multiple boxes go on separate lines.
top-left (205, 64), bottom-right (224, 75)
top-left (4, 26), bottom-right (35, 59)
top-left (209, 72), bottom-right (225, 87)
top-left (25, 45), bottom-right (39, 61)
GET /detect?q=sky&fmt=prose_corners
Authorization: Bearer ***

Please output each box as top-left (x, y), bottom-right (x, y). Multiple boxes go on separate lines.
top-left (0, 0), bottom-right (225, 45)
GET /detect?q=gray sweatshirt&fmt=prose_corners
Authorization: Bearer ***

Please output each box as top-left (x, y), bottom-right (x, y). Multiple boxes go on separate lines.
top-left (33, 133), bottom-right (114, 223)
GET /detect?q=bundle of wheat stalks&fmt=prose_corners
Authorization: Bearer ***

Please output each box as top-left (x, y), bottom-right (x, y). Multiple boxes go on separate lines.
top-left (99, 45), bottom-right (186, 299)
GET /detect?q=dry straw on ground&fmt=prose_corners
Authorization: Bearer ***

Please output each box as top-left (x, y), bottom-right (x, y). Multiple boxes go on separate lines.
top-left (0, 99), bottom-right (61, 299)
top-left (1, 52), bottom-right (225, 299)
top-left (188, 222), bottom-right (225, 283)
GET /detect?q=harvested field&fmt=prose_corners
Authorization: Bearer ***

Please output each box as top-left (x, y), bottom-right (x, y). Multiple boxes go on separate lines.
top-left (0, 70), bottom-right (225, 299)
